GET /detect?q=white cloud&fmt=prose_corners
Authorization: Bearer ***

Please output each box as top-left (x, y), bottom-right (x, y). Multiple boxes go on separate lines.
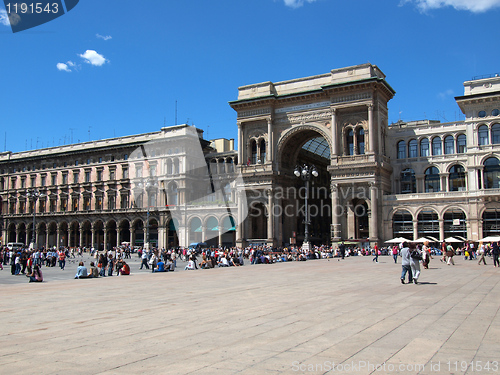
top-left (96, 33), bottom-right (112, 41)
top-left (56, 61), bottom-right (79, 72)
top-left (283, 0), bottom-right (317, 9)
top-left (0, 9), bottom-right (10, 26)
top-left (438, 89), bottom-right (455, 99)
top-left (401, 0), bottom-right (500, 13)
top-left (57, 63), bottom-right (71, 72)
top-left (78, 50), bottom-right (108, 66)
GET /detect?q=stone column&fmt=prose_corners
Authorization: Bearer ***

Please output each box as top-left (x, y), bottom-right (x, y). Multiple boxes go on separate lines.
top-left (218, 227), bottom-right (223, 248)
top-left (331, 108), bottom-right (337, 156)
top-left (413, 220), bottom-right (418, 241)
top-left (440, 173), bottom-right (448, 192)
top-left (103, 229), bottom-right (108, 251)
top-left (331, 182), bottom-right (341, 241)
top-left (267, 117), bottom-right (273, 163)
top-left (439, 219), bottom-right (445, 242)
top-left (368, 104), bottom-right (375, 153)
top-left (91, 225), bottom-right (95, 250)
top-left (267, 189), bottom-right (274, 245)
top-left (117, 228), bottom-right (121, 248)
top-left (369, 182), bottom-right (379, 243)
top-left (236, 190), bottom-right (245, 247)
top-left (237, 121), bottom-right (243, 165)
top-left (80, 228), bottom-right (84, 248)
top-left (131, 228), bottom-right (136, 248)
top-left (56, 227), bottom-right (60, 249)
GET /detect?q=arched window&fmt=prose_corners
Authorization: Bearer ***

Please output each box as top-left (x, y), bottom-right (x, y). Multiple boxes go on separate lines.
top-left (400, 168), bottom-right (416, 194)
top-left (347, 129), bottom-right (354, 155)
top-left (166, 159), bottom-right (172, 175)
top-left (357, 128), bottom-right (365, 154)
top-left (457, 134), bottom-right (466, 153)
top-left (173, 158), bottom-right (179, 174)
top-left (251, 140), bottom-right (257, 164)
top-left (397, 140), bottom-right (406, 159)
top-left (492, 124), bottom-right (500, 144)
top-left (449, 165), bottom-right (466, 191)
top-left (168, 182), bottom-right (178, 206)
top-left (259, 139), bottom-right (266, 163)
top-left (484, 157), bottom-right (500, 189)
top-left (392, 209), bottom-right (413, 240)
top-left (420, 138), bottom-right (430, 157)
top-left (444, 136), bottom-right (454, 154)
top-left (408, 139), bottom-right (418, 158)
top-left (417, 209), bottom-right (439, 240)
top-left (432, 137), bottom-right (442, 156)
top-left (424, 166), bottom-right (440, 192)
top-left (478, 125), bottom-right (489, 146)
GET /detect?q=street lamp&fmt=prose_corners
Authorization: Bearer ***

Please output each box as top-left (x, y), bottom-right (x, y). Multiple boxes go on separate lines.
top-left (294, 164), bottom-right (318, 249)
top-left (26, 188), bottom-right (41, 249)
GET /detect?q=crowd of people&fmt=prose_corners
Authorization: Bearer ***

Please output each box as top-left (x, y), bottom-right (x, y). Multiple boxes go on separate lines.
top-left (1, 237), bottom-right (499, 284)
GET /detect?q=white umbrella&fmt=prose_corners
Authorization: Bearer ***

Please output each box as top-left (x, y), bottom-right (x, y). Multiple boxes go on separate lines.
top-left (385, 237), bottom-right (409, 243)
top-left (444, 237), bottom-right (463, 243)
top-left (411, 237), bottom-right (431, 243)
top-left (479, 236), bottom-right (500, 242)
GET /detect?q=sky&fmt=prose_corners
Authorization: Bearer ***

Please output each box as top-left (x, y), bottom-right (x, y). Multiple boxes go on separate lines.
top-left (1, 0), bottom-right (500, 153)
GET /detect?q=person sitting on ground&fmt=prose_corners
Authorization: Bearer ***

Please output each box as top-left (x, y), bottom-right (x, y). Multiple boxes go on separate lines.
top-left (27, 264), bottom-right (43, 283)
top-left (153, 260), bottom-right (166, 272)
top-left (75, 261), bottom-right (88, 279)
top-left (184, 259), bottom-right (196, 270)
top-left (117, 261), bottom-right (130, 275)
top-left (88, 261), bottom-right (99, 278)
top-left (165, 258), bottom-right (175, 271)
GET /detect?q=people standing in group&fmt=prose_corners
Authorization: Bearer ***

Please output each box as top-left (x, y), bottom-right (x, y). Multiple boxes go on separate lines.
top-left (400, 242), bottom-right (413, 284)
top-left (492, 241), bottom-right (500, 268)
top-left (477, 242), bottom-right (487, 265)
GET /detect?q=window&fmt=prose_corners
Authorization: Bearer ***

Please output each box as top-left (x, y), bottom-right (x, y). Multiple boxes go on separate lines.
top-left (75, 160), bottom-right (79, 166)
top-left (121, 194), bottom-right (129, 209)
top-left (96, 170), bottom-right (102, 181)
top-left (96, 196), bottom-right (102, 210)
top-left (251, 140), bottom-right (257, 164)
top-left (432, 137), bottom-right (442, 156)
top-left (108, 195), bottom-right (115, 210)
top-left (347, 129), bottom-right (354, 156)
top-left (457, 134), bottom-right (466, 153)
top-left (420, 138), bottom-right (430, 157)
top-left (150, 165), bottom-right (157, 177)
top-left (484, 157), bottom-right (500, 189)
top-left (53, 163), bottom-right (57, 168)
top-left (493, 109), bottom-right (500, 117)
top-left (85, 171), bottom-right (91, 183)
top-left (62, 173), bottom-right (67, 185)
top-left (98, 157), bottom-right (103, 163)
top-left (122, 167), bottom-right (129, 179)
top-left (478, 110), bottom-right (487, 118)
top-left (21, 178), bottom-right (25, 189)
top-left (50, 199), bottom-right (57, 213)
top-left (135, 165), bottom-right (143, 178)
top-left (87, 159), bottom-right (91, 165)
top-left (19, 200), bottom-right (26, 213)
top-left (72, 198), bottom-right (78, 211)
top-left (357, 128), bottom-right (365, 155)
top-left (51, 174), bottom-right (57, 186)
top-left (400, 168), bottom-right (416, 194)
top-left (124, 154), bottom-right (128, 160)
top-left (397, 141), bottom-right (406, 159)
top-left (73, 172), bottom-right (79, 183)
top-left (61, 198), bottom-right (67, 212)
top-left (408, 139), bottom-right (418, 158)
top-left (10, 177), bottom-right (16, 189)
top-left (109, 169), bottom-right (115, 180)
top-left (478, 125), bottom-right (489, 146)
top-left (41, 175), bottom-right (46, 187)
top-left (260, 140), bottom-right (266, 163)
top-left (449, 165), bottom-right (466, 191)
top-left (39, 200), bottom-right (45, 213)
top-left (425, 166), bottom-right (440, 192)
top-left (444, 136), bottom-right (454, 154)
top-left (83, 197), bottom-right (91, 211)
top-left (31, 176), bottom-right (36, 187)
top-left (492, 124), bottom-right (500, 144)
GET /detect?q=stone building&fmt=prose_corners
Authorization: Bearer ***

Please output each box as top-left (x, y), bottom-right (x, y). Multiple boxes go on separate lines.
top-left (2, 64), bottom-right (500, 249)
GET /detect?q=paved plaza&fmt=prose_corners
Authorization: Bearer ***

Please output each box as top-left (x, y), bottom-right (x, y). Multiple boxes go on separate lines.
top-left (1, 255), bottom-right (499, 375)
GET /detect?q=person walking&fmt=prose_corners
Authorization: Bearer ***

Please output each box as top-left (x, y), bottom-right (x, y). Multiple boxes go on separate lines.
top-left (492, 241), bottom-right (500, 268)
top-left (422, 241), bottom-right (432, 269)
top-left (392, 245), bottom-right (399, 264)
top-left (400, 242), bottom-right (413, 284)
top-left (372, 244), bottom-right (379, 263)
top-left (477, 242), bottom-right (487, 265)
top-left (339, 242), bottom-right (346, 260)
top-left (446, 243), bottom-right (455, 266)
top-left (140, 249), bottom-right (149, 270)
top-left (410, 243), bottom-right (422, 284)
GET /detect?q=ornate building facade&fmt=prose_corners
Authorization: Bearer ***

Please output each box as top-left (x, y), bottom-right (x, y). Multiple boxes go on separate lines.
top-left (2, 64), bottom-right (500, 249)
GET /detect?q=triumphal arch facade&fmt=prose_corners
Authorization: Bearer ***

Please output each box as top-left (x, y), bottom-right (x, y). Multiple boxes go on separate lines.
top-left (230, 63), bottom-right (395, 247)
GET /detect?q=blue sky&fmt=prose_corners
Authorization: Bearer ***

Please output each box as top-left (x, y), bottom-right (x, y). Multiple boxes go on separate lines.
top-left (1, 0), bottom-right (500, 153)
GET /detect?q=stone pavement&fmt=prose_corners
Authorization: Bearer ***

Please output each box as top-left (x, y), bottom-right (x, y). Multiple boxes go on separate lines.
top-left (1, 255), bottom-right (499, 375)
